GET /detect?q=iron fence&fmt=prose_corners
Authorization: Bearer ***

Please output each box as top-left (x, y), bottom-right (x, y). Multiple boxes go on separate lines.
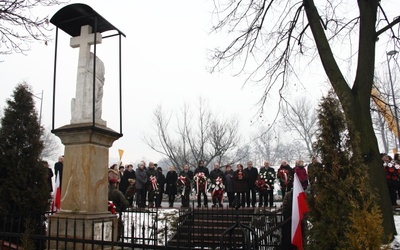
top-left (0, 205), bottom-right (288, 250)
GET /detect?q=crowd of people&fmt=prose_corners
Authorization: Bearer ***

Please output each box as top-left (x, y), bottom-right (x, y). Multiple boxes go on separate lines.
top-left (109, 158), bottom-right (321, 210)
top-left (50, 153), bottom-right (400, 212)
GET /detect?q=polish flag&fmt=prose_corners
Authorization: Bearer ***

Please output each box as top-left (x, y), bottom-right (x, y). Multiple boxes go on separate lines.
top-left (52, 174), bottom-right (61, 212)
top-left (291, 173), bottom-right (309, 250)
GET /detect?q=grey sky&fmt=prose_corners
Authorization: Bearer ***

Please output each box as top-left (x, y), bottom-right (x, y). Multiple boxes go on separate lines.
top-left (0, 0), bottom-right (398, 165)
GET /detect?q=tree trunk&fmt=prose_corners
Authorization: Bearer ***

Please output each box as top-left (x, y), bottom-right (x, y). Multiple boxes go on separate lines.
top-left (304, 0), bottom-right (396, 238)
top-left (346, 92), bottom-right (397, 239)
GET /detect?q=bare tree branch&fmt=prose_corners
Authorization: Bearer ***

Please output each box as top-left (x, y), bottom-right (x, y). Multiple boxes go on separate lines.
top-left (0, 0), bottom-right (65, 55)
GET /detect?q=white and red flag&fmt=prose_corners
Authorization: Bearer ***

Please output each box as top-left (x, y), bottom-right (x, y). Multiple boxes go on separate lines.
top-left (52, 174), bottom-right (61, 212)
top-left (291, 173), bottom-right (309, 250)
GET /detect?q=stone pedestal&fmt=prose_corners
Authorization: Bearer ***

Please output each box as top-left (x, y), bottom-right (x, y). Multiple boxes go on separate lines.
top-left (48, 213), bottom-right (117, 249)
top-left (49, 124), bottom-right (121, 249)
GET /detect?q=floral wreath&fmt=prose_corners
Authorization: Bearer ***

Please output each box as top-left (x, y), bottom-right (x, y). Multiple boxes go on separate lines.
top-left (177, 175), bottom-right (191, 195)
top-left (210, 176), bottom-right (224, 198)
top-left (256, 171), bottom-right (270, 191)
top-left (194, 172), bottom-right (208, 194)
top-left (384, 162), bottom-right (400, 181)
top-left (278, 169), bottom-right (292, 186)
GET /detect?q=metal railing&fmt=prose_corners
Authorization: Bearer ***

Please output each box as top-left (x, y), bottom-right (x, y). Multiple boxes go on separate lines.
top-left (0, 205), bottom-right (288, 250)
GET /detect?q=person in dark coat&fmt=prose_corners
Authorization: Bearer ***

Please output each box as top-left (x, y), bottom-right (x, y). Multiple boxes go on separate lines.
top-left (209, 162), bottom-right (224, 207)
top-left (179, 164), bottom-right (194, 207)
top-left (383, 154), bottom-right (400, 205)
top-left (194, 160), bottom-right (210, 208)
top-left (135, 162), bottom-right (148, 208)
top-left (307, 156), bottom-right (323, 187)
top-left (281, 189), bottom-right (295, 250)
top-left (256, 161), bottom-right (275, 208)
top-left (146, 162), bottom-right (159, 208)
top-left (224, 165), bottom-right (235, 207)
top-left (165, 166), bottom-right (178, 207)
top-left (108, 178), bottom-right (129, 241)
top-left (120, 164), bottom-right (136, 205)
top-left (277, 160), bottom-right (294, 200)
top-left (233, 164), bottom-right (249, 207)
top-left (155, 167), bottom-right (166, 208)
top-left (43, 161), bottom-right (53, 193)
top-left (244, 161), bottom-right (258, 207)
top-left (118, 164), bottom-right (136, 203)
top-left (54, 156), bottom-right (64, 190)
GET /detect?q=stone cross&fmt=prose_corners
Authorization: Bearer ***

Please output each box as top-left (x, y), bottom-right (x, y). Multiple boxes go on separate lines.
top-left (70, 25), bottom-right (106, 126)
top-left (70, 25), bottom-right (102, 70)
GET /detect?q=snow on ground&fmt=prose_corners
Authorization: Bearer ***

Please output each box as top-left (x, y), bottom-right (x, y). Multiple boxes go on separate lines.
top-left (391, 215), bottom-right (400, 249)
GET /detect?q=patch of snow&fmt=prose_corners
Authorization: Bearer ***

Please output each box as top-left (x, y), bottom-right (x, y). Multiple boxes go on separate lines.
top-left (391, 215), bottom-right (400, 249)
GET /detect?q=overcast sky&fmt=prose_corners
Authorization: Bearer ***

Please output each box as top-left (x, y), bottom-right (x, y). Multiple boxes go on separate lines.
top-left (0, 0), bottom-right (398, 166)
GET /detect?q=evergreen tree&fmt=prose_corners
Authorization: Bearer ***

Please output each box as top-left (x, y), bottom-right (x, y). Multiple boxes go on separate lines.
top-left (306, 90), bottom-right (384, 249)
top-left (0, 82), bottom-right (49, 214)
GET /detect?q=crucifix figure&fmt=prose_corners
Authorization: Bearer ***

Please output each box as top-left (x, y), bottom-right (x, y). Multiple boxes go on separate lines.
top-left (70, 25), bottom-right (106, 126)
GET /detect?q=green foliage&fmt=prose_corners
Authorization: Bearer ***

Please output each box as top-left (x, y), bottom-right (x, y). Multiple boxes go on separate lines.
top-left (306, 90), bottom-right (384, 250)
top-left (0, 83), bottom-right (49, 214)
top-left (345, 197), bottom-right (385, 250)
top-left (21, 217), bottom-right (35, 250)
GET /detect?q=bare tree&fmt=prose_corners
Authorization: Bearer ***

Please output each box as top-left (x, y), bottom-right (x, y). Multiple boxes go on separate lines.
top-left (252, 125), bottom-right (306, 166)
top-left (144, 99), bottom-right (247, 172)
top-left (211, 0), bottom-right (400, 235)
top-left (253, 126), bottom-right (281, 165)
top-left (282, 97), bottom-right (318, 157)
top-left (41, 127), bottom-right (63, 160)
top-left (371, 106), bottom-right (390, 154)
top-left (275, 142), bottom-right (300, 165)
top-left (0, 0), bottom-right (63, 55)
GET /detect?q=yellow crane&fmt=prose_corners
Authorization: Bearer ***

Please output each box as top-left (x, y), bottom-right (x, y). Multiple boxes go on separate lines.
top-left (371, 86), bottom-right (399, 153)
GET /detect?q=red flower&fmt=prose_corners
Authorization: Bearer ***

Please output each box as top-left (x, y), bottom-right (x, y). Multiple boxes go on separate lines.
top-left (108, 201), bottom-right (116, 214)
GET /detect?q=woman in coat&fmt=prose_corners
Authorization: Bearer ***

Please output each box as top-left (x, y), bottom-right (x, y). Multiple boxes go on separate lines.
top-left (165, 166), bottom-right (178, 207)
top-left (108, 164), bottom-right (120, 184)
top-left (233, 164), bottom-right (249, 208)
top-left (294, 160), bottom-right (308, 190)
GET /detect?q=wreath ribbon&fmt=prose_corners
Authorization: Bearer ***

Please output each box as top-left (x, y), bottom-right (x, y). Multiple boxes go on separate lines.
top-left (195, 172), bottom-right (207, 195)
top-left (178, 175), bottom-right (187, 196)
top-left (150, 175), bottom-right (158, 191)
